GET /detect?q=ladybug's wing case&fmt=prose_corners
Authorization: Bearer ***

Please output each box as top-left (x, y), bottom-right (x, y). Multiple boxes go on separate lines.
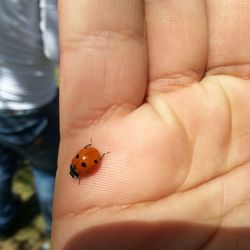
top-left (70, 146), bottom-right (102, 177)
top-left (84, 147), bottom-right (101, 168)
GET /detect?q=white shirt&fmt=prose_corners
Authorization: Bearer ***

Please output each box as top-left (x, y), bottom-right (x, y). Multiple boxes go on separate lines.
top-left (0, 0), bottom-right (59, 110)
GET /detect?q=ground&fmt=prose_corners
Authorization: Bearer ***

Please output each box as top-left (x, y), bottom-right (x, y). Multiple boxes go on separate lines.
top-left (0, 165), bottom-right (48, 250)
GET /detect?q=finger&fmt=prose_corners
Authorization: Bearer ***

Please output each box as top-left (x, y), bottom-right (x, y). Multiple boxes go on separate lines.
top-left (145, 0), bottom-right (207, 92)
top-left (206, 0), bottom-right (250, 77)
top-left (59, 0), bottom-right (147, 134)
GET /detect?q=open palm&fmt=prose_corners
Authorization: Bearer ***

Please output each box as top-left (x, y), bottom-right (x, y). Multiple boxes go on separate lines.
top-left (53, 1), bottom-right (250, 249)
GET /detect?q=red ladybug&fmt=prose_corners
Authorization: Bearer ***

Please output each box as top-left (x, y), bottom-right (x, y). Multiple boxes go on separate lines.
top-left (70, 143), bottom-right (105, 182)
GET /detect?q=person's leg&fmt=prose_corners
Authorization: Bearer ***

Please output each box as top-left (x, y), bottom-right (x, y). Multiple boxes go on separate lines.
top-left (31, 168), bottom-right (55, 235)
top-left (21, 96), bottom-right (59, 235)
top-left (0, 95), bottom-right (59, 236)
top-left (0, 146), bottom-right (20, 232)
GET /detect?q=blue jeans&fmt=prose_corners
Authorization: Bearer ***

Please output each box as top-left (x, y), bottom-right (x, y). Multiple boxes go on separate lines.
top-left (0, 96), bottom-right (59, 235)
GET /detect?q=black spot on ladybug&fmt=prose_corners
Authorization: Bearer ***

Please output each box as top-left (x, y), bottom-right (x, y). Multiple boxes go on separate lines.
top-left (81, 162), bottom-right (86, 168)
top-left (94, 159), bottom-right (98, 164)
top-left (76, 154), bottom-right (79, 159)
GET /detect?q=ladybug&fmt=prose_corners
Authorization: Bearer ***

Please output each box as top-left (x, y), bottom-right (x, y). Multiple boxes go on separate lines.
top-left (69, 143), bottom-right (105, 182)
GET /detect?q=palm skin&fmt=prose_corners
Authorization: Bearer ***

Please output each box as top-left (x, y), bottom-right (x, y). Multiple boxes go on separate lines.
top-left (52, 1), bottom-right (250, 249)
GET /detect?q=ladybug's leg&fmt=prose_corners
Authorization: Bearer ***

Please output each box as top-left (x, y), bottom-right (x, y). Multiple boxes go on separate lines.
top-left (84, 138), bottom-right (93, 148)
top-left (100, 153), bottom-right (105, 160)
top-left (100, 151), bottom-right (111, 160)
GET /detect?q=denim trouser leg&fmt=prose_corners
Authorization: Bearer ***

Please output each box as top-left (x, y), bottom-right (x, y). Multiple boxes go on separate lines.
top-left (0, 95), bottom-right (59, 234)
top-left (32, 167), bottom-right (55, 235)
top-left (20, 99), bottom-right (59, 235)
top-left (0, 147), bottom-right (19, 230)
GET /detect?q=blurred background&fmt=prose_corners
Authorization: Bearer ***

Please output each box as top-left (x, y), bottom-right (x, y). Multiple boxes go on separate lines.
top-left (0, 0), bottom-right (59, 249)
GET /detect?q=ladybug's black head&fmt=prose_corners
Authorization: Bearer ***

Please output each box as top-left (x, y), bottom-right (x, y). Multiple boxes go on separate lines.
top-left (69, 164), bottom-right (79, 178)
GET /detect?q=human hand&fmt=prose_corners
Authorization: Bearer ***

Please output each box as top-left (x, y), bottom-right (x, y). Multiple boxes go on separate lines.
top-left (52, 1), bottom-right (250, 249)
